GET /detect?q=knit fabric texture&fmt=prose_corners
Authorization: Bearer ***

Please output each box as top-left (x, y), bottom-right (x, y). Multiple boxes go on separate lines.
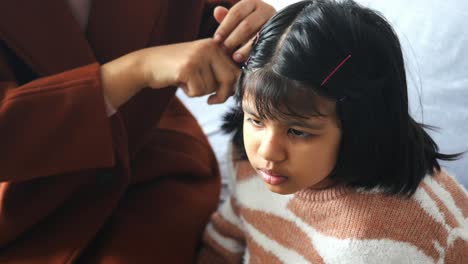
top-left (198, 161), bottom-right (468, 263)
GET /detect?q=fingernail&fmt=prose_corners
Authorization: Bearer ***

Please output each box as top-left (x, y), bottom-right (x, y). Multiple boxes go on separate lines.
top-left (233, 53), bottom-right (243, 62)
top-left (214, 34), bottom-right (222, 42)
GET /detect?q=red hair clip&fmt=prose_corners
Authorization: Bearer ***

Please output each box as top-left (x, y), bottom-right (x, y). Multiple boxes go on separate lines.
top-left (254, 31), bottom-right (260, 45)
top-left (321, 54), bottom-right (352, 86)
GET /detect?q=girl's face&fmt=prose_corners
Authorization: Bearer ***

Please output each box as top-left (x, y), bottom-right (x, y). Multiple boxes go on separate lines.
top-left (242, 94), bottom-right (342, 195)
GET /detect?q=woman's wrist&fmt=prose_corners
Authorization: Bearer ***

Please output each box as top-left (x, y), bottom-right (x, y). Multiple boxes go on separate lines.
top-left (100, 51), bottom-right (147, 109)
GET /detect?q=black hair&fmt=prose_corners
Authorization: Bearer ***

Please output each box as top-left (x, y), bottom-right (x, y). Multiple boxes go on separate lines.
top-left (223, 0), bottom-right (462, 196)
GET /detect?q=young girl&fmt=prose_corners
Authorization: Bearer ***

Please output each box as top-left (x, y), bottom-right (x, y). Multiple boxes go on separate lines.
top-left (197, 0), bottom-right (468, 263)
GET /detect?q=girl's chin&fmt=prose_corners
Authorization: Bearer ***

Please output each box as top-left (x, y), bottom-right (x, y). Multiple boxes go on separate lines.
top-left (265, 184), bottom-right (297, 195)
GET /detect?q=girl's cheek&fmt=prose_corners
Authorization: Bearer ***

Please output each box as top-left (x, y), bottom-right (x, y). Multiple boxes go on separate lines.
top-left (244, 128), bottom-right (255, 147)
top-left (243, 125), bottom-right (255, 149)
top-left (244, 125), bottom-right (264, 155)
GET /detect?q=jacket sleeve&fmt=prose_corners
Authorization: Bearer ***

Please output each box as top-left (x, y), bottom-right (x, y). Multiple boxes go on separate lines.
top-left (0, 63), bottom-right (115, 182)
top-left (198, 195), bottom-right (246, 264)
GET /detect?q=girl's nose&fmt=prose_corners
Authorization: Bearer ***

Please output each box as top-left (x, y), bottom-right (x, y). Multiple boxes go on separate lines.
top-left (257, 130), bottom-right (286, 163)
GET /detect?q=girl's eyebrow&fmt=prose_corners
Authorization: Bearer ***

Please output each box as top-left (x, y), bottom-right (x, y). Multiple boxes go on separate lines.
top-left (285, 120), bottom-right (325, 130)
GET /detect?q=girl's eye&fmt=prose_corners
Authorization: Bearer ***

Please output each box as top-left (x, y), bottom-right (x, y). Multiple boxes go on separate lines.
top-left (247, 118), bottom-right (263, 127)
top-left (288, 128), bottom-right (311, 138)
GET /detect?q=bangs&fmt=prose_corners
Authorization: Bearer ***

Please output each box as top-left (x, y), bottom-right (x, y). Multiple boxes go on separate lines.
top-left (240, 69), bottom-right (327, 121)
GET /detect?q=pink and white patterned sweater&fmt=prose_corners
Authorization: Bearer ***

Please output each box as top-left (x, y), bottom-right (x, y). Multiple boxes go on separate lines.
top-left (198, 161), bottom-right (468, 263)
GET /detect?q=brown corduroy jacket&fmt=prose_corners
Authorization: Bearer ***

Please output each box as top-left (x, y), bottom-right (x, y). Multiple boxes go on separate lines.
top-left (0, 0), bottom-right (235, 263)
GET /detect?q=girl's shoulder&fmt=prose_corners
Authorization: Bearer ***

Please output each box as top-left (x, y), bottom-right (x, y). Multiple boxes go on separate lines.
top-left (424, 170), bottom-right (468, 204)
top-left (345, 170), bottom-right (467, 245)
top-left (414, 170), bottom-right (468, 223)
top-left (286, 171), bottom-right (467, 262)
top-left (347, 170), bottom-right (468, 220)
top-left (346, 170), bottom-right (468, 229)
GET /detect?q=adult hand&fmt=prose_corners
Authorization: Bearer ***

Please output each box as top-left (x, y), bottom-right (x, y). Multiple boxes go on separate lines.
top-left (143, 39), bottom-right (240, 104)
top-left (213, 0), bottom-right (276, 63)
top-left (101, 39), bottom-right (240, 108)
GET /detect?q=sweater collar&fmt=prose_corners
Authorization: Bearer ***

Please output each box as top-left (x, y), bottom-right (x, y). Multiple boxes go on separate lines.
top-left (295, 185), bottom-right (353, 202)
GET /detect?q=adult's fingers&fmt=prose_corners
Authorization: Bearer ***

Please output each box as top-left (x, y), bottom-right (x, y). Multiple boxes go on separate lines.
top-left (213, 0), bottom-right (256, 44)
top-left (213, 6), bottom-right (229, 26)
top-left (208, 52), bottom-right (240, 104)
top-left (222, 12), bottom-right (268, 56)
top-left (230, 29), bottom-right (257, 63)
top-left (201, 64), bottom-right (217, 95)
top-left (184, 72), bottom-right (205, 97)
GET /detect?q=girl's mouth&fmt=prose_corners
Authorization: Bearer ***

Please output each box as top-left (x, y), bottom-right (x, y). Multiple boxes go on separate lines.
top-left (259, 169), bottom-right (289, 185)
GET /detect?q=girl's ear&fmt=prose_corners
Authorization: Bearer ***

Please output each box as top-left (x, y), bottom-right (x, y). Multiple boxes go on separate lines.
top-left (222, 107), bottom-right (248, 160)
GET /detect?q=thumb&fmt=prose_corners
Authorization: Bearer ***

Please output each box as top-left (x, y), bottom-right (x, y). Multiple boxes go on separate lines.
top-left (213, 6), bottom-right (229, 24)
